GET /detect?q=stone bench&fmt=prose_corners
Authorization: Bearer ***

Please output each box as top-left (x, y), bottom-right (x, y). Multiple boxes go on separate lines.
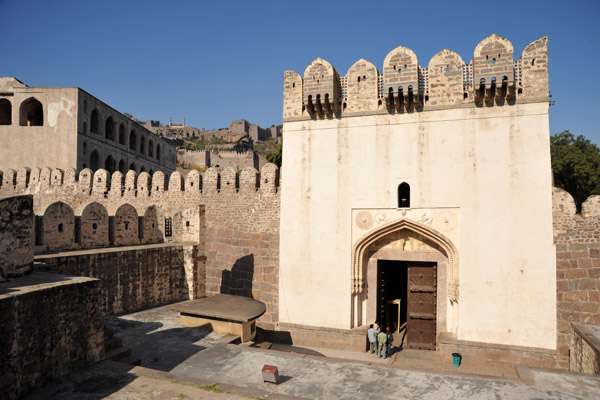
top-left (173, 294), bottom-right (266, 342)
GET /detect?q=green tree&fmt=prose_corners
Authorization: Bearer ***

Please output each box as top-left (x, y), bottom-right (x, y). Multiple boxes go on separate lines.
top-left (550, 131), bottom-right (600, 212)
top-left (266, 142), bottom-right (282, 168)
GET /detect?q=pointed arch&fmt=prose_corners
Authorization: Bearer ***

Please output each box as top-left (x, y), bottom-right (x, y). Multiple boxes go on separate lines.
top-left (0, 98), bottom-right (12, 125)
top-left (19, 97), bottom-right (43, 126)
top-left (352, 218), bottom-right (459, 297)
top-left (105, 116), bottom-right (115, 141)
top-left (90, 149), bottom-right (100, 170)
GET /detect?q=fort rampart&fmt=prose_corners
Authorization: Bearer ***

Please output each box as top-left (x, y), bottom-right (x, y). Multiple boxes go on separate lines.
top-left (0, 163), bottom-right (281, 326)
top-left (553, 188), bottom-right (600, 370)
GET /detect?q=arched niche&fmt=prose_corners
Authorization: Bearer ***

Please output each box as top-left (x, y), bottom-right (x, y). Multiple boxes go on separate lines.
top-left (78, 202), bottom-right (109, 249)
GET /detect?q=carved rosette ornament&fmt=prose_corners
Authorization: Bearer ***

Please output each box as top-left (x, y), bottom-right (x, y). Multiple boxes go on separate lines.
top-left (355, 211), bottom-right (374, 230)
top-left (435, 211), bottom-right (457, 232)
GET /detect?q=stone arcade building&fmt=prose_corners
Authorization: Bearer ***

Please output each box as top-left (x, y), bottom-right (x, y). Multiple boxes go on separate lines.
top-left (0, 77), bottom-right (176, 175)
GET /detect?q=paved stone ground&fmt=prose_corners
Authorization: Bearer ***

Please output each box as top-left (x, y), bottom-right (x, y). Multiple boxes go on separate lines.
top-left (27, 303), bottom-right (600, 400)
top-left (24, 361), bottom-right (258, 400)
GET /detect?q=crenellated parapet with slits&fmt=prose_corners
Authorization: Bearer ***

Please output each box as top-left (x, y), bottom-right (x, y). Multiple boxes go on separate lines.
top-left (0, 163), bottom-right (279, 198)
top-left (283, 34), bottom-right (550, 120)
top-left (0, 163), bottom-right (280, 254)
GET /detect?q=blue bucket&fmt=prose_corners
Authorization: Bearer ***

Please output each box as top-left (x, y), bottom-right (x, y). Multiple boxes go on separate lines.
top-left (452, 353), bottom-right (461, 367)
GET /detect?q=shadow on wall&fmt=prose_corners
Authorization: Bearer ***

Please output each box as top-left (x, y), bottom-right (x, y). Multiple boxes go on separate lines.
top-left (220, 254), bottom-right (254, 297)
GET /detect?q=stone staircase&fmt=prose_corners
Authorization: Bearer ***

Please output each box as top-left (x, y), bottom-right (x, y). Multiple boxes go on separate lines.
top-left (104, 327), bottom-right (141, 366)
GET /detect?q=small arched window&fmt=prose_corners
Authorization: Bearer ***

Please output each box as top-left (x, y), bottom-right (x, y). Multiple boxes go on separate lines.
top-left (129, 162), bottom-right (136, 172)
top-left (105, 155), bottom-right (115, 173)
top-left (129, 130), bottom-right (136, 150)
top-left (90, 150), bottom-right (99, 170)
top-left (0, 98), bottom-right (12, 125)
top-left (140, 136), bottom-right (145, 155)
top-left (118, 159), bottom-right (125, 173)
top-left (398, 182), bottom-right (410, 208)
top-left (20, 97), bottom-right (43, 126)
top-left (148, 140), bottom-right (154, 157)
top-left (90, 109), bottom-right (99, 133)
top-left (119, 124), bottom-right (125, 144)
top-left (157, 144), bottom-right (161, 160)
top-left (105, 117), bottom-right (115, 141)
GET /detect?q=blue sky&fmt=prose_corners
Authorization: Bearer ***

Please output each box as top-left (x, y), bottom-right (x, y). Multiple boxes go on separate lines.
top-left (1, 0), bottom-right (599, 144)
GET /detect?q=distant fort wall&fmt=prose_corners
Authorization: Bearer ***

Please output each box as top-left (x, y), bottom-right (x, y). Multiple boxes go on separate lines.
top-left (147, 118), bottom-right (281, 143)
top-left (177, 149), bottom-right (259, 171)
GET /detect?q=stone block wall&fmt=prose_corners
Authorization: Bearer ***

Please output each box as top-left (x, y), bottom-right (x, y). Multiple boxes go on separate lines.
top-left (0, 273), bottom-right (103, 399)
top-left (0, 163), bottom-right (280, 326)
top-left (553, 188), bottom-right (600, 370)
top-left (35, 244), bottom-right (205, 315)
top-left (0, 195), bottom-right (33, 278)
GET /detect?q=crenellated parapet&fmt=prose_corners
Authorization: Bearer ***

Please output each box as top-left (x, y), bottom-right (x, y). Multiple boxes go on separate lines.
top-left (0, 163), bottom-right (279, 198)
top-left (303, 58), bottom-right (341, 116)
top-left (283, 34), bottom-right (550, 120)
top-left (552, 187), bottom-right (600, 235)
top-left (0, 163), bottom-right (280, 254)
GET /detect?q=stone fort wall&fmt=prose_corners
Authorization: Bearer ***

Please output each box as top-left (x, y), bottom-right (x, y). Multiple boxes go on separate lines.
top-left (0, 273), bottom-right (104, 400)
top-left (553, 188), bottom-right (600, 370)
top-left (0, 195), bottom-right (33, 278)
top-left (0, 163), bottom-right (281, 326)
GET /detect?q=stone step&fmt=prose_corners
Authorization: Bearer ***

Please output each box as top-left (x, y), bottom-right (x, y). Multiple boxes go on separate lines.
top-left (104, 327), bottom-right (115, 339)
top-left (105, 347), bottom-right (132, 362)
top-left (119, 355), bottom-right (142, 366)
top-left (253, 341), bottom-right (272, 350)
top-left (104, 336), bottom-right (123, 352)
top-left (218, 334), bottom-right (240, 344)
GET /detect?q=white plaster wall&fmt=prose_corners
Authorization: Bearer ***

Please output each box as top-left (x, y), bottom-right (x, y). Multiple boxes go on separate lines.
top-left (280, 102), bottom-right (556, 349)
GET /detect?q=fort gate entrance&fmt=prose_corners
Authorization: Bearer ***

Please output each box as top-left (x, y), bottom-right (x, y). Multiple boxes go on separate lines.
top-left (378, 260), bottom-right (437, 350)
top-left (351, 212), bottom-right (460, 350)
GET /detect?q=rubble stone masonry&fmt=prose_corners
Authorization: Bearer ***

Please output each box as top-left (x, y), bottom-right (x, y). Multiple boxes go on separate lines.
top-left (0, 195), bottom-right (33, 277)
top-left (0, 273), bottom-right (104, 399)
top-left (35, 244), bottom-right (205, 315)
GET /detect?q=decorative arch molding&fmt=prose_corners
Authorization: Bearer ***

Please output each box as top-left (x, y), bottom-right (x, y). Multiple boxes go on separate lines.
top-left (352, 217), bottom-right (459, 298)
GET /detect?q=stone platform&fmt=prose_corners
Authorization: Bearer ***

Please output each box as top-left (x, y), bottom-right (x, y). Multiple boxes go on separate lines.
top-left (172, 294), bottom-right (266, 342)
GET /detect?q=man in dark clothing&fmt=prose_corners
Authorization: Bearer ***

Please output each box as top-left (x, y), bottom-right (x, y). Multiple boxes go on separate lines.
top-left (385, 327), bottom-right (394, 358)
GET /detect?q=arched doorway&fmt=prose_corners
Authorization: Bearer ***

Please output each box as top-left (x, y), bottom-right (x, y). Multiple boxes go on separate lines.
top-left (352, 218), bottom-right (459, 350)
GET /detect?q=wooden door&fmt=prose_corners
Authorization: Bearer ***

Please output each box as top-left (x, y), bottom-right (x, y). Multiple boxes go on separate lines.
top-left (406, 264), bottom-right (436, 350)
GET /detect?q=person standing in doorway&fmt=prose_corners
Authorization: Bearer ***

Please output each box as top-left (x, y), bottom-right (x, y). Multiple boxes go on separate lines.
top-left (377, 329), bottom-right (387, 358)
top-left (385, 327), bottom-right (394, 358)
top-left (367, 324), bottom-right (378, 354)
